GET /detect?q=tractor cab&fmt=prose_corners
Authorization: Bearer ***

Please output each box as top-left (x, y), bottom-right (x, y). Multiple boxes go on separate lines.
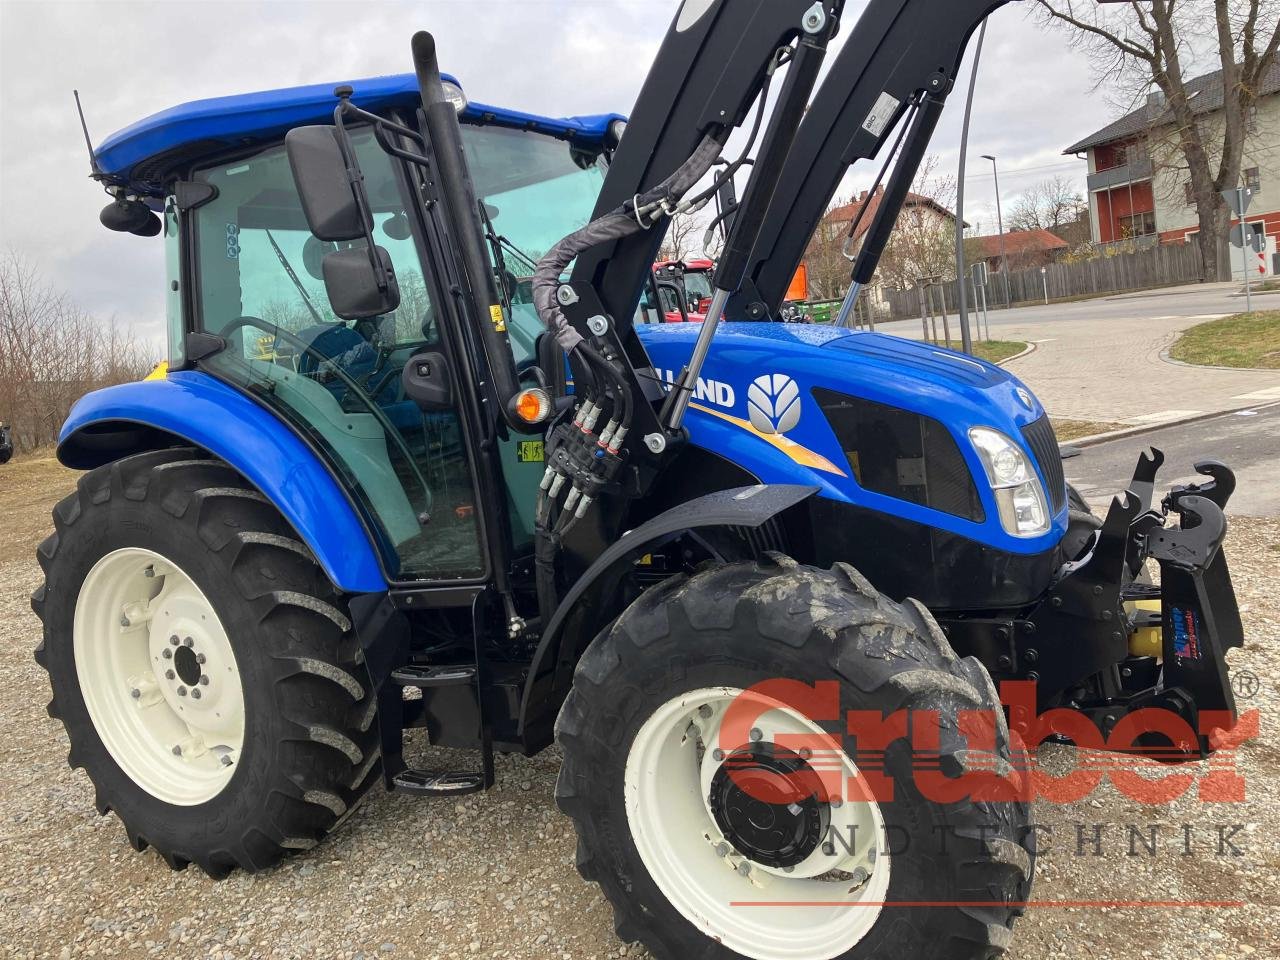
top-left (87, 73), bottom-right (624, 578)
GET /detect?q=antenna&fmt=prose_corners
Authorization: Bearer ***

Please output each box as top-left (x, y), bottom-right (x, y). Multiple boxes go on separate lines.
top-left (73, 90), bottom-right (104, 179)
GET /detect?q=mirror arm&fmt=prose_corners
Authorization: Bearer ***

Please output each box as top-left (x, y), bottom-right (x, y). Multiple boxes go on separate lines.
top-left (336, 99), bottom-right (432, 167)
top-left (331, 97), bottom-right (390, 293)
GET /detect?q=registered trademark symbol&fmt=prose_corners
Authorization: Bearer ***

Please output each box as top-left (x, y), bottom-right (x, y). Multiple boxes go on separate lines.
top-left (1232, 669), bottom-right (1261, 700)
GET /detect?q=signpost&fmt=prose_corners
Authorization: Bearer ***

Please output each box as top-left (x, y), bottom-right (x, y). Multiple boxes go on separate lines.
top-left (1041, 265), bottom-right (1049, 305)
top-left (971, 261), bottom-right (991, 341)
top-left (1225, 186), bottom-right (1256, 313)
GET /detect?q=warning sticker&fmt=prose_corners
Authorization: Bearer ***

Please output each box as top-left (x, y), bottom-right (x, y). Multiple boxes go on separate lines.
top-left (1170, 606), bottom-right (1202, 661)
top-left (489, 303), bottom-right (508, 333)
top-left (862, 91), bottom-right (901, 138)
top-left (516, 440), bottom-right (544, 463)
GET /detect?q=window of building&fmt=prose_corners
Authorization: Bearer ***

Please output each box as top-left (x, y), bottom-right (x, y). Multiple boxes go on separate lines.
top-left (1118, 211), bottom-right (1157, 239)
top-left (1245, 166), bottom-right (1262, 195)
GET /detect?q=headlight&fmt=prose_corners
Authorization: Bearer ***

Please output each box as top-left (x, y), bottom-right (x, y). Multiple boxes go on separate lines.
top-left (969, 427), bottom-right (1050, 537)
top-left (441, 81), bottom-right (467, 113)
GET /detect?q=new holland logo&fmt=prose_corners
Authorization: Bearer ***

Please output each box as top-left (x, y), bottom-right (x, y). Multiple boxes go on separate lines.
top-left (747, 374), bottom-right (802, 435)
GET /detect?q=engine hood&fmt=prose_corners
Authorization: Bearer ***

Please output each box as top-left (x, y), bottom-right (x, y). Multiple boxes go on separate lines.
top-left (634, 322), bottom-right (1063, 556)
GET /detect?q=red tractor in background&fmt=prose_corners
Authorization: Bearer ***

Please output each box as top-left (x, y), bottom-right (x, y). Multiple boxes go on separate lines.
top-left (652, 258), bottom-right (809, 323)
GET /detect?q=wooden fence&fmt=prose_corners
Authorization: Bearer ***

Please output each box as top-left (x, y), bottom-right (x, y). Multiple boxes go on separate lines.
top-left (881, 237), bottom-right (1205, 319)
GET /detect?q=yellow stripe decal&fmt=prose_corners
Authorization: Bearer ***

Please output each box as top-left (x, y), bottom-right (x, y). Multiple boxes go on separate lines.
top-left (688, 402), bottom-right (848, 477)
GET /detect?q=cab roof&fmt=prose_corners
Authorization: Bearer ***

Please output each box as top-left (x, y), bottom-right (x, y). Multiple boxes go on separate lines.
top-left (95, 72), bottom-right (623, 194)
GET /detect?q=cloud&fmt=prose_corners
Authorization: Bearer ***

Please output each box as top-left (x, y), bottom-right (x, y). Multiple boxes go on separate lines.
top-left (0, 0), bottom-right (1112, 341)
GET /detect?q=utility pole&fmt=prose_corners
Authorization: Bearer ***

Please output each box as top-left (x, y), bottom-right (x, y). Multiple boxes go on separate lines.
top-left (982, 154), bottom-right (1012, 308)
top-left (953, 19), bottom-right (988, 357)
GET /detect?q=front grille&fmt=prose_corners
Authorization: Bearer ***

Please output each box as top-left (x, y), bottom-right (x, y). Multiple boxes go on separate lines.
top-left (1021, 416), bottom-right (1066, 511)
top-left (814, 388), bottom-right (984, 522)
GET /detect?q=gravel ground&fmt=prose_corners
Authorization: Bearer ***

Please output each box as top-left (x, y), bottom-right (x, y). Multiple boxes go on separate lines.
top-left (1, 454), bottom-right (1276, 959)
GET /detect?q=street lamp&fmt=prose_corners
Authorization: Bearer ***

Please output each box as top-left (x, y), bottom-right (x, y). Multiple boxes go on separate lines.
top-left (981, 154), bottom-right (1012, 308)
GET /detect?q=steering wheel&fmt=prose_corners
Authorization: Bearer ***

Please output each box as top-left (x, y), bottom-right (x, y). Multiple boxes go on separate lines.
top-left (218, 316), bottom-right (433, 516)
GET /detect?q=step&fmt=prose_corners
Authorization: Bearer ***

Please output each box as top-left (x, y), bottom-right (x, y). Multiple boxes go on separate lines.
top-left (390, 769), bottom-right (486, 797)
top-left (391, 664), bottom-right (477, 688)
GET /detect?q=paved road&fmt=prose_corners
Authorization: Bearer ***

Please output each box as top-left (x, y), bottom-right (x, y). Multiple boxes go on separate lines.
top-left (1062, 402), bottom-right (1280, 516)
top-left (873, 282), bottom-right (1280, 424)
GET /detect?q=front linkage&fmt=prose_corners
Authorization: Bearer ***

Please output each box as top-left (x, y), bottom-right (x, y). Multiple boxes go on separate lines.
top-left (943, 450), bottom-right (1244, 761)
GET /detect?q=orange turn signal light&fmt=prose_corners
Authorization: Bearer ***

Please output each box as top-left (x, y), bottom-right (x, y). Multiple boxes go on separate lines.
top-left (514, 387), bottom-right (552, 424)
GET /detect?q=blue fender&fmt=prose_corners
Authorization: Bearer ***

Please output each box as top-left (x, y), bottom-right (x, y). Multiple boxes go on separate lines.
top-left (59, 369), bottom-right (387, 593)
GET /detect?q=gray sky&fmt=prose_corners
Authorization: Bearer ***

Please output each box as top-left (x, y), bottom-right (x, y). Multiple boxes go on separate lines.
top-left (0, 0), bottom-right (1115, 350)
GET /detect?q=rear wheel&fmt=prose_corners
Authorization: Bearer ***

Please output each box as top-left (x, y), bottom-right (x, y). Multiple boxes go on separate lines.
top-left (557, 556), bottom-right (1034, 960)
top-left (33, 448), bottom-right (382, 875)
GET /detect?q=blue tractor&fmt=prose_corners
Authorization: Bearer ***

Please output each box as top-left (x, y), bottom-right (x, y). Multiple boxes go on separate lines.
top-left (37, 3), bottom-right (1244, 959)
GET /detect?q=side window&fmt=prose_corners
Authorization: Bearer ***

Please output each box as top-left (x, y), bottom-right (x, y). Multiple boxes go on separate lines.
top-left (190, 134), bottom-right (484, 581)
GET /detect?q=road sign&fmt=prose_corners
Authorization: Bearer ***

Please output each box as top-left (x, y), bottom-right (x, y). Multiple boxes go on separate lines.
top-left (1231, 225), bottom-right (1268, 251)
top-left (1224, 186), bottom-right (1255, 217)
top-left (971, 261), bottom-right (989, 286)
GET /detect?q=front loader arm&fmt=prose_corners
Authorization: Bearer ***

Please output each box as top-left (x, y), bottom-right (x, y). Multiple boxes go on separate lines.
top-left (730, 0), bottom-right (1014, 318)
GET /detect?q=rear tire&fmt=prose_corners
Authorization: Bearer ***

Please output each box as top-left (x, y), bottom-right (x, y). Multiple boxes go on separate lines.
top-left (556, 556), bottom-right (1034, 960)
top-left (32, 448), bottom-right (382, 876)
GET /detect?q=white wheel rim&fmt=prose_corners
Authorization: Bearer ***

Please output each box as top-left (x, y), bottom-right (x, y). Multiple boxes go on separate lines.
top-left (74, 547), bottom-right (244, 805)
top-left (625, 687), bottom-right (890, 960)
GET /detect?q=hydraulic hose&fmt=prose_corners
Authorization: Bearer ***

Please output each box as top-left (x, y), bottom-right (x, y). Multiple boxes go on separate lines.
top-left (531, 133), bottom-right (724, 356)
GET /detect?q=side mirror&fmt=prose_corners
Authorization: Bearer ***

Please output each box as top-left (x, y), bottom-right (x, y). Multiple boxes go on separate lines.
top-left (285, 126), bottom-right (365, 241)
top-left (286, 123), bottom-right (401, 321)
top-left (322, 246), bottom-right (400, 320)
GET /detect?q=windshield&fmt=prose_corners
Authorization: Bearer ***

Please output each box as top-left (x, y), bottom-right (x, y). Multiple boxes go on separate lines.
top-left (683, 269), bottom-right (713, 304)
top-left (459, 124), bottom-right (607, 365)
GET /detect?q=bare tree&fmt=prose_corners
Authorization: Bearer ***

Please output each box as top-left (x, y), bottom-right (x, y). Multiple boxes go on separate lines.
top-left (875, 157), bottom-right (961, 289)
top-left (658, 211), bottom-right (701, 262)
top-left (801, 196), bottom-right (857, 300)
top-left (1038, 0), bottom-right (1280, 280)
top-left (0, 251), bottom-right (155, 456)
top-left (1008, 175), bottom-right (1089, 234)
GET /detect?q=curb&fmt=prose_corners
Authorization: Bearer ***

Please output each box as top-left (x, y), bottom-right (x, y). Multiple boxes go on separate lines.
top-left (995, 342), bottom-right (1037, 366)
top-left (1064, 400), bottom-right (1280, 449)
top-left (1158, 347), bottom-right (1280, 373)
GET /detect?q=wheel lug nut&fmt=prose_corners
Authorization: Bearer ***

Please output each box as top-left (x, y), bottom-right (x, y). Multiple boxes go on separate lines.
top-left (130, 688), bottom-right (141, 699)
top-left (196, 653), bottom-right (206, 665)
top-left (715, 842), bottom-right (730, 858)
top-left (190, 689), bottom-right (201, 700)
top-left (199, 675), bottom-right (209, 686)
top-left (165, 670), bottom-right (176, 680)
top-left (822, 843), bottom-right (835, 856)
top-left (829, 797), bottom-right (843, 809)
top-left (799, 747), bottom-right (812, 759)
top-left (698, 705), bottom-right (713, 719)
top-left (177, 686), bottom-right (187, 697)
top-left (170, 635), bottom-right (180, 646)
top-left (119, 616), bottom-right (130, 627)
top-left (143, 565), bottom-right (155, 578)
top-left (711, 748), bottom-right (725, 762)
top-left (182, 637), bottom-right (194, 647)
top-left (220, 755), bottom-right (233, 767)
top-left (162, 649), bottom-right (173, 659)
top-left (172, 745), bottom-right (182, 756)
top-left (736, 861), bottom-right (751, 876)
top-left (749, 727), bottom-right (763, 742)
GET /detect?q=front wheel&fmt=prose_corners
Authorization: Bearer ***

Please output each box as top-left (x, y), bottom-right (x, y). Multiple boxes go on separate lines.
top-left (556, 557), bottom-right (1034, 960)
top-left (33, 448), bottom-right (382, 875)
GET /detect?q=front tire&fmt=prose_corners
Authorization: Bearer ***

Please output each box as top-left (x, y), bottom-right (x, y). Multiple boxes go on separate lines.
top-left (556, 556), bottom-right (1034, 960)
top-left (32, 448), bottom-right (382, 876)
